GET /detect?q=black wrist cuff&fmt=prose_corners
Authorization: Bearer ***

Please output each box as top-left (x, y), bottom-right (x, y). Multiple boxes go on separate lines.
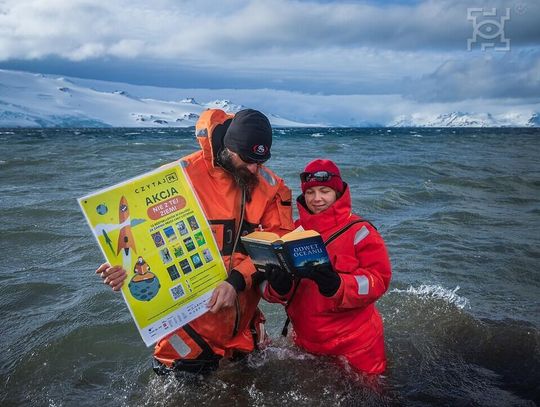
top-left (226, 270), bottom-right (246, 292)
top-left (251, 270), bottom-right (266, 287)
top-left (319, 274), bottom-right (341, 297)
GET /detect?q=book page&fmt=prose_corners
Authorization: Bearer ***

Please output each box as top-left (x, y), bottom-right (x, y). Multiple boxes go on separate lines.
top-left (280, 228), bottom-right (320, 242)
top-left (241, 230), bottom-right (280, 244)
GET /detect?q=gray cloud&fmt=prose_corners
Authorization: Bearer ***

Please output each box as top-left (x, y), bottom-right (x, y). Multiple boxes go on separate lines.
top-left (0, 0), bottom-right (538, 104)
top-left (406, 50), bottom-right (540, 102)
top-left (0, 0), bottom-right (538, 62)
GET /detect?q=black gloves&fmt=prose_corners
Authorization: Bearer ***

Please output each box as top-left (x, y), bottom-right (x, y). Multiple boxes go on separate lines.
top-left (225, 269), bottom-right (246, 292)
top-left (264, 263), bottom-right (340, 297)
top-left (305, 263), bottom-right (341, 297)
top-left (265, 264), bottom-right (293, 295)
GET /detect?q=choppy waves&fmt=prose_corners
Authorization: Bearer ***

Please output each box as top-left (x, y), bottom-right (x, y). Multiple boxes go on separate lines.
top-left (1, 128), bottom-right (539, 406)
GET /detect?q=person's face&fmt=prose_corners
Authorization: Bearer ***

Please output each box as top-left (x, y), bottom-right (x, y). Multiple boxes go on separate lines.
top-left (304, 186), bottom-right (337, 214)
top-left (228, 151), bottom-right (260, 175)
top-left (218, 149), bottom-right (261, 201)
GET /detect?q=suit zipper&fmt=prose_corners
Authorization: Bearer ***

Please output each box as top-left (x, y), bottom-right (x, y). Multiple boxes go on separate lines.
top-left (228, 187), bottom-right (246, 338)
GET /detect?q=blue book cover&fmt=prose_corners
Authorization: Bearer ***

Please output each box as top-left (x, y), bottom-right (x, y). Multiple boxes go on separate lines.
top-left (241, 229), bottom-right (330, 275)
top-left (275, 234), bottom-right (330, 275)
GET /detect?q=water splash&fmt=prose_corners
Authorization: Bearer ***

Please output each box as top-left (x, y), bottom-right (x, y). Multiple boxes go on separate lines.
top-left (391, 284), bottom-right (470, 309)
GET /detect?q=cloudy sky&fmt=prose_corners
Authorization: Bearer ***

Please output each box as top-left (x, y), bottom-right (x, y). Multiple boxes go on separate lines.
top-left (1, 0), bottom-right (539, 124)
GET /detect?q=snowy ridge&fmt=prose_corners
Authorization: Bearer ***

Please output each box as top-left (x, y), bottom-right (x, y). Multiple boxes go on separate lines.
top-left (0, 70), bottom-right (312, 128)
top-left (1, 69), bottom-right (538, 128)
top-left (390, 111), bottom-right (539, 128)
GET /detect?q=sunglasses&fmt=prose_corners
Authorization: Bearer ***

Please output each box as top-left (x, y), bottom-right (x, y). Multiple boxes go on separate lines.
top-left (300, 171), bottom-right (339, 183)
top-left (238, 153), bottom-right (268, 165)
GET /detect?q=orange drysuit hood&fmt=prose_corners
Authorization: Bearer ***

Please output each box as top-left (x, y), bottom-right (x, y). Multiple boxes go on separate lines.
top-left (195, 109), bottom-right (234, 169)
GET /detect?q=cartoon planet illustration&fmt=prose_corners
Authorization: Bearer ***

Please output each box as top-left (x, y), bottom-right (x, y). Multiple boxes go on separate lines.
top-left (128, 256), bottom-right (160, 301)
top-left (96, 203), bottom-right (108, 215)
top-left (128, 275), bottom-right (160, 301)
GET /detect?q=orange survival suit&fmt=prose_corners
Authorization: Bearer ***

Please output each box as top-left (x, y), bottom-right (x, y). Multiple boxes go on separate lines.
top-left (153, 109), bottom-right (294, 373)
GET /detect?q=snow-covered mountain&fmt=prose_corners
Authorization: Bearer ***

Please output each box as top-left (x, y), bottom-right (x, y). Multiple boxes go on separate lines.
top-left (526, 113), bottom-right (540, 127)
top-left (0, 70), bottom-right (315, 128)
top-left (0, 69), bottom-right (538, 128)
top-left (390, 111), bottom-right (539, 128)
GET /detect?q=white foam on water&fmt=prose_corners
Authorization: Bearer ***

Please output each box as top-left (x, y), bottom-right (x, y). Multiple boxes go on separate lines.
top-left (243, 344), bottom-right (316, 369)
top-left (391, 284), bottom-right (470, 309)
top-left (246, 383), bottom-right (269, 405)
top-left (311, 132), bottom-right (324, 137)
top-left (265, 346), bottom-right (316, 361)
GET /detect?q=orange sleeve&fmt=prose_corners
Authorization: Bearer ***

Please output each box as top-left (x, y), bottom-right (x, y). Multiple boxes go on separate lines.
top-left (261, 178), bottom-right (295, 236)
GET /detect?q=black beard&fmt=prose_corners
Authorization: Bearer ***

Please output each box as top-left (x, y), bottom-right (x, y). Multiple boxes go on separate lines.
top-left (217, 149), bottom-right (259, 202)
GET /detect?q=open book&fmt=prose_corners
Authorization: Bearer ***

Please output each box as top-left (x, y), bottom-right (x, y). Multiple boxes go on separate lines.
top-left (241, 228), bottom-right (330, 275)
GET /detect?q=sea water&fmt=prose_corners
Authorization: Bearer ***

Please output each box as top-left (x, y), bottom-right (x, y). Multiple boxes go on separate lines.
top-left (0, 128), bottom-right (539, 406)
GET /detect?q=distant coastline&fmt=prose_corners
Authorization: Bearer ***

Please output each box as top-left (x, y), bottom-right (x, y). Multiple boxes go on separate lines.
top-left (1, 69), bottom-right (539, 129)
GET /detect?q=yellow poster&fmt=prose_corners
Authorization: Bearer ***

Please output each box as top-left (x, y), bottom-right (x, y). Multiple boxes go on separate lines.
top-left (78, 162), bottom-right (227, 346)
